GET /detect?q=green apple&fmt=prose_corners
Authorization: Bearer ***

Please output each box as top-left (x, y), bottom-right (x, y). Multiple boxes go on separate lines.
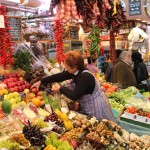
top-left (13, 92), bottom-right (19, 98)
top-left (15, 97), bottom-right (21, 103)
top-left (20, 101), bottom-right (26, 107)
top-left (3, 95), bottom-right (9, 100)
top-left (8, 93), bottom-right (14, 99)
top-left (9, 98), bottom-right (17, 104)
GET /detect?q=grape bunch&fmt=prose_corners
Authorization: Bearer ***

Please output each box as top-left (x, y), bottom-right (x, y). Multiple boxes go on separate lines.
top-left (44, 113), bottom-right (64, 127)
top-left (9, 133), bottom-right (30, 147)
top-left (33, 118), bottom-right (49, 128)
top-left (23, 122), bottom-right (46, 148)
top-left (0, 140), bottom-right (20, 150)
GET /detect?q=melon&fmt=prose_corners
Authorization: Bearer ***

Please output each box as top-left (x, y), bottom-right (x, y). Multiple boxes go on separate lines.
top-left (1, 99), bottom-right (12, 114)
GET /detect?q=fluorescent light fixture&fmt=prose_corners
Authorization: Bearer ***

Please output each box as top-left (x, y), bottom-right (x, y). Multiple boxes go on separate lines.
top-left (5, 0), bottom-right (20, 3)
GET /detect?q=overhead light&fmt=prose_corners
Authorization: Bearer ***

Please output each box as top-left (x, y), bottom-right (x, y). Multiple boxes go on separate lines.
top-left (136, 19), bottom-right (141, 21)
top-left (5, 0), bottom-right (20, 3)
top-left (141, 20), bottom-right (147, 22)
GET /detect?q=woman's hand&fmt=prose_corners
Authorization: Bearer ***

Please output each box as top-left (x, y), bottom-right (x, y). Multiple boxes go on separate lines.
top-left (51, 84), bottom-right (60, 93)
top-left (31, 81), bottom-right (41, 91)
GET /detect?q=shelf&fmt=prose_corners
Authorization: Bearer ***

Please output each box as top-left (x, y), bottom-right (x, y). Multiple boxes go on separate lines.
top-left (38, 39), bottom-right (54, 42)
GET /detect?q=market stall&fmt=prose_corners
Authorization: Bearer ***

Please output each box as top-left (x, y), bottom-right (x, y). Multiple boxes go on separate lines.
top-left (0, 0), bottom-right (150, 149)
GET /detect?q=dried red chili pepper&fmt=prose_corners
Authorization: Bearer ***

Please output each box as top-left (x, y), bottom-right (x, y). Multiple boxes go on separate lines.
top-left (54, 20), bottom-right (66, 63)
top-left (0, 5), bottom-right (14, 69)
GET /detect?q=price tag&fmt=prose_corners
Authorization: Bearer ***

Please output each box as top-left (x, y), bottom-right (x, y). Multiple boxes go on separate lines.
top-left (0, 15), bottom-right (5, 28)
top-left (0, 96), bottom-right (3, 101)
top-left (19, 93), bottom-right (26, 99)
top-left (0, 75), bottom-right (4, 81)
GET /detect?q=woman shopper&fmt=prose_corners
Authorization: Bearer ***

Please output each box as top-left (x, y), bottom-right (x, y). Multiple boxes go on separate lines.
top-left (132, 52), bottom-right (149, 91)
top-left (86, 57), bottom-right (99, 74)
top-left (31, 51), bottom-right (115, 121)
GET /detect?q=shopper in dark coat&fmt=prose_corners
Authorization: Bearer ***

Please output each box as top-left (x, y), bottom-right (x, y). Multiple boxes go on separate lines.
top-left (132, 52), bottom-right (149, 91)
top-left (31, 51), bottom-right (115, 121)
top-left (112, 51), bottom-right (137, 88)
top-left (105, 49), bottom-right (122, 82)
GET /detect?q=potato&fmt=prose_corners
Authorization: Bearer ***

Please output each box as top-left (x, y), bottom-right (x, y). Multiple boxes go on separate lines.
top-left (74, 120), bottom-right (82, 127)
top-left (81, 119), bottom-right (88, 124)
top-left (81, 124), bottom-right (87, 129)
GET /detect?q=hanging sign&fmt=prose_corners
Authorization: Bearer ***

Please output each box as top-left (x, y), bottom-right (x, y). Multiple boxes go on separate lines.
top-left (0, 15), bottom-right (5, 28)
top-left (8, 16), bottom-right (22, 42)
top-left (129, 0), bottom-right (141, 15)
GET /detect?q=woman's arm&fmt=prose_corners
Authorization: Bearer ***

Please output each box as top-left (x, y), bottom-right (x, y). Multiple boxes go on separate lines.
top-left (41, 70), bottom-right (74, 84)
top-left (60, 72), bottom-right (95, 100)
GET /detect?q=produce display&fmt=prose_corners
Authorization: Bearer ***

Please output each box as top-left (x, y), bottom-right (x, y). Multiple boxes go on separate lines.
top-left (0, 0), bottom-right (149, 149)
top-left (0, 64), bottom-right (149, 150)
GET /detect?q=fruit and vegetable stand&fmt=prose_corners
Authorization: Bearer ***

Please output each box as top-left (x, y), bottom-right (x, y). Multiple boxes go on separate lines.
top-left (0, 66), bottom-right (150, 149)
top-left (0, 1), bottom-right (150, 149)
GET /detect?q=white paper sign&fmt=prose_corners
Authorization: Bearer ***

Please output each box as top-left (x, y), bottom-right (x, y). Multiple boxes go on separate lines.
top-left (0, 15), bottom-right (5, 28)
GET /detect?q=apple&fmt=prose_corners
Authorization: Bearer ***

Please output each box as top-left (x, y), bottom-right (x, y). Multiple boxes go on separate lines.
top-left (37, 91), bottom-right (43, 96)
top-left (10, 88), bottom-right (15, 92)
top-left (22, 85), bottom-right (26, 90)
top-left (16, 81), bottom-right (21, 86)
top-left (26, 83), bottom-right (31, 89)
top-left (7, 83), bottom-right (13, 88)
top-left (31, 87), bottom-right (38, 94)
top-left (14, 86), bottom-right (19, 92)
top-left (70, 140), bottom-right (77, 149)
top-left (17, 73), bottom-right (22, 78)
top-left (19, 77), bottom-right (24, 81)
top-left (23, 89), bottom-right (30, 94)
top-left (9, 98), bottom-right (17, 104)
top-left (18, 86), bottom-right (23, 92)
top-left (20, 81), bottom-right (25, 85)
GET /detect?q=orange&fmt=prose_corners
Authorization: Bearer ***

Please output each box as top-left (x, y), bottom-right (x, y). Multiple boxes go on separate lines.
top-left (0, 90), bottom-right (3, 96)
top-left (32, 98), bottom-right (41, 107)
top-left (29, 93), bottom-right (36, 99)
top-left (1, 89), bottom-right (8, 95)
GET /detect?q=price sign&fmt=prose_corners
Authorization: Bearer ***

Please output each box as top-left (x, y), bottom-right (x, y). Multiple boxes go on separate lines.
top-left (129, 0), bottom-right (141, 15)
top-left (8, 17), bottom-right (22, 42)
top-left (0, 15), bottom-right (5, 28)
top-left (69, 26), bottom-right (79, 40)
top-left (0, 75), bottom-right (4, 81)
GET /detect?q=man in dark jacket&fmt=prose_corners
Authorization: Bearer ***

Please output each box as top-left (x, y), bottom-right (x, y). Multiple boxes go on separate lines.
top-left (105, 49), bottom-right (122, 82)
top-left (112, 51), bottom-right (137, 88)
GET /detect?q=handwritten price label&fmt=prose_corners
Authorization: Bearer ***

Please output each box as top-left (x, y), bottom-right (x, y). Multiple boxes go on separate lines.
top-left (0, 15), bottom-right (5, 28)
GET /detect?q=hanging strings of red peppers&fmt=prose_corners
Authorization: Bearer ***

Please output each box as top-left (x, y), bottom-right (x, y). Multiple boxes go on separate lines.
top-left (53, 20), bottom-right (66, 63)
top-left (0, 5), bottom-right (14, 68)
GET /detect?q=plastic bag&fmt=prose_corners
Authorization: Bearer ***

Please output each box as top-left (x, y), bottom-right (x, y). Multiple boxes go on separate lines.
top-left (37, 24), bottom-right (47, 39)
top-left (24, 23), bottom-right (37, 36)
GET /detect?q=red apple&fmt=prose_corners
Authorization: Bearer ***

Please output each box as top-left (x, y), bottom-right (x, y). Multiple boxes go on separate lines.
top-left (10, 88), bottom-right (15, 92)
top-left (22, 85), bottom-right (26, 90)
top-left (37, 91), bottom-right (43, 96)
top-left (31, 87), bottom-right (38, 94)
top-left (17, 73), bottom-right (22, 78)
top-left (18, 86), bottom-right (23, 92)
top-left (26, 83), bottom-right (31, 89)
top-left (70, 140), bottom-right (77, 149)
top-left (14, 86), bottom-right (19, 92)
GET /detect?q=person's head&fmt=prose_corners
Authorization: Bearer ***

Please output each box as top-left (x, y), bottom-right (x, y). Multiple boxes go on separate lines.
top-left (131, 52), bottom-right (143, 63)
top-left (64, 51), bottom-right (84, 73)
top-left (87, 57), bottom-right (97, 64)
top-left (119, 51), bottom-right (132, 65)
top-left (116, 49), bottom-right (123, 59)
